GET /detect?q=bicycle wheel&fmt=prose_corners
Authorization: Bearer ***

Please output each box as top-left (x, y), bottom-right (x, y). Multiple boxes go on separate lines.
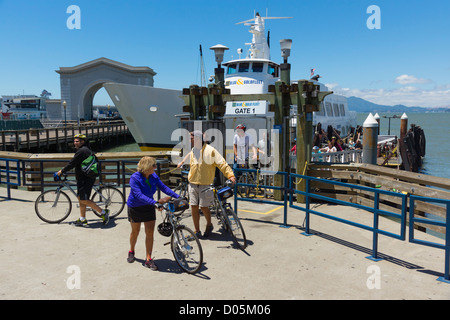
top-left (225, 205), bottom-right (247, 250)
top-left (214, 201), bottom-right (229, 232)
top-left (237, 174), bottom-right (256, 198)
top-left (90, 186), bottom-right (125, 218)
top-left (171, 225), bottom-right (203, 274)
top-left (35, 190), bottom-right (72, 224)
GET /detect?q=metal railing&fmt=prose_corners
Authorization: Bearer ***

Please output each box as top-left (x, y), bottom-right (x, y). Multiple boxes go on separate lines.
top-left (0, 158), bottom-right (21, 199)
top-left (289, 173), bottom-right (408, 261)
top-left (233, 168), bottom-right (450, 283)
top-left (409, 195), bottom-right (450, 283)
top-left (16, 158), bottom-right (169, 200)
top-left (233, 167), bottom-right (289, 226)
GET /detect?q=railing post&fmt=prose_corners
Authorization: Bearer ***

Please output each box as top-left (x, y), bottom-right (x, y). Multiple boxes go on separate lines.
top-left (283, 172), bottom-right (288, 227)
top-left (438, 203), bottom-right (450, 282)
top-left (367, 191), bottom-right (383, 261)
top-left (6, 160), bottom-right (11, 200)
top-left (301, 176), bottom-right (312, 236)
top-left (234, 181), bottom-right (238, 215)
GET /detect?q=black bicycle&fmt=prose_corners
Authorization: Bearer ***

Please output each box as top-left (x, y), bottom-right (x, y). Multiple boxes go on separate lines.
top-left (207, 180), bottom-right (247, 250)
top-left (35, 174), bottom-right (125, 224)
top-left (157, 198), bottom-right (203, 274)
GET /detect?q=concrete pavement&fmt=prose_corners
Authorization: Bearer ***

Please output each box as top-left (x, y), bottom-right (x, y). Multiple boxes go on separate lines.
top-left (1, 186), bottom-right (449, 300)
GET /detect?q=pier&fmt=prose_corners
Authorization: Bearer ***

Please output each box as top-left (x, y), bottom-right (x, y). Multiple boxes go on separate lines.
top-left (0, 120), bottom-right (132, 152)
top-left (2, 150), bottom-right (450, 300)
top-left (1, 182), bottom-right (449, 300)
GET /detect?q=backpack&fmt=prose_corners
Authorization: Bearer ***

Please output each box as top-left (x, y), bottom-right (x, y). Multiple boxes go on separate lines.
top-left (81, 152), bottom-right (99, 178)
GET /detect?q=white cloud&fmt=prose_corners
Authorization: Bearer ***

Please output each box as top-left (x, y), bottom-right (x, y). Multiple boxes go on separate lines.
top-left (329, 84), bottom-right (450, 108)
top-left (394, 74), bottom-right (431, 85)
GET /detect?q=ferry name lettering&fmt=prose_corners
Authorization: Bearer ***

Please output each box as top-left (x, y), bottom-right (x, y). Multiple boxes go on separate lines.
top-left (66, 5), bottom-right (81, 30)
top-left (228, 79), bottom-right (263, 85)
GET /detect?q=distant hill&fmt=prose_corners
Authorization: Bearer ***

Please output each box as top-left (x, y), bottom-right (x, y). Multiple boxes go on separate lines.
top-left (347, 96), bottom-right (450, 113)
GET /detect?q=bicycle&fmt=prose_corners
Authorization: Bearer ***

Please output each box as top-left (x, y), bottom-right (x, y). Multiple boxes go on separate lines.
top-left (157, 198), bottom-right (203, 274)
top-left (235, 162), bottom-right (265, 199)
top-left (35, 174), bottom-right (125, 224)
top-left (207, 180), bottom-right (247, 250)
top-left (173, 168), bottom-right (189, 199)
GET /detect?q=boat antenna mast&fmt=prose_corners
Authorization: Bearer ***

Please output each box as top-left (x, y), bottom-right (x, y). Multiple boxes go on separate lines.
top-left (199, 44), bottom-right (207, 87)
top-left (236, 12), bottom-right (292, 60)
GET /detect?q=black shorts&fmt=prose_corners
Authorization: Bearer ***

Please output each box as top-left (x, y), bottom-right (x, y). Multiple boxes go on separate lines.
top-left (127, 204), bottom-right (156, 223)
top-left (77, 177), bottom-right (96, 200)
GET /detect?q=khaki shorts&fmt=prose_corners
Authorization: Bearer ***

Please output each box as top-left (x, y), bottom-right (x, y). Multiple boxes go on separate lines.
top-left (188, 183), bottom-right (214, 207)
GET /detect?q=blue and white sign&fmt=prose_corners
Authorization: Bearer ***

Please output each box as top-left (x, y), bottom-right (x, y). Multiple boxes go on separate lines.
top-left (225, 100), bottom-right (268, 115)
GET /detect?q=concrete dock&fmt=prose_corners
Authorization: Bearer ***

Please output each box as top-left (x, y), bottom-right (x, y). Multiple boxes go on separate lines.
top-left (1, 186), bottom-right (449, 301)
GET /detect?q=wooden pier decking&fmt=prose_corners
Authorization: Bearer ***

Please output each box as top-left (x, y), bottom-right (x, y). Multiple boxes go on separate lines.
top-left (0, 120), bottom-right (131, 152)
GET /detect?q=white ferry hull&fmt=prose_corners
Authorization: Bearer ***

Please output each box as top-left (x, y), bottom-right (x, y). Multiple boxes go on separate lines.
top-left (103, 83), bottom-right (184, 151)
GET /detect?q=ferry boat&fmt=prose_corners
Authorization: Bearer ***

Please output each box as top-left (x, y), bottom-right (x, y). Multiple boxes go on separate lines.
top-left (1, 95), bottom-right (47, 120)
top-left (103, 13), bottom-right (356, 153)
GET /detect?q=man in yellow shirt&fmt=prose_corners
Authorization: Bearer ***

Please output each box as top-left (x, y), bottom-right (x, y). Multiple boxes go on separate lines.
top-left (182, 130), bottom-right (236, 238)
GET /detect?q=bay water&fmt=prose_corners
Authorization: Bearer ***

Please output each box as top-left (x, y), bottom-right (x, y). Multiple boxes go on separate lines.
top-left (357, 112), bottom-right (449, 180)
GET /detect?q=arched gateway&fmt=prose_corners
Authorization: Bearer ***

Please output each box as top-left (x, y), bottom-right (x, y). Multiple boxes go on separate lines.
top-left (56, 57), bottom-right (156, 120)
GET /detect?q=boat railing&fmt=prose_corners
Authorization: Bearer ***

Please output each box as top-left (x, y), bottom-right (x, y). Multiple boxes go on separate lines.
top-left (290, 149), bottom-right (363, 168)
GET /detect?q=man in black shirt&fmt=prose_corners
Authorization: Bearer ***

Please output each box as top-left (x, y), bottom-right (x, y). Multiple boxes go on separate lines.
top-left (56, 134), bottom-right (109, 226)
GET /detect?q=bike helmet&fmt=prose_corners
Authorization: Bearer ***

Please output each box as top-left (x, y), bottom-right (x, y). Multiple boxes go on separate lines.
top-left (74, 134), bottom-right (87, 140)
top-left (236, 124), bottom-right (246, 132)
top-left (157, 222), bottom-right (173, 237)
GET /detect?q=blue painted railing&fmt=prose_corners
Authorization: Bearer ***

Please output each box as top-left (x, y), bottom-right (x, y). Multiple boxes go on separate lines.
top-left (233, 168), bottom-right (450, 283)
top-left (233, 168), bottom-right (289, 226)
top-left (0, 158), bottom-right (21, 199)
top-left (409, 195), bottom-right (450, 283)
top-left (289, 173), bottom-right (408, 262)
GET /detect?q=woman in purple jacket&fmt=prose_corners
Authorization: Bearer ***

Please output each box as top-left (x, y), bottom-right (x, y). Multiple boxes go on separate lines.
top-left (126, 156), bottom-right (179, 270)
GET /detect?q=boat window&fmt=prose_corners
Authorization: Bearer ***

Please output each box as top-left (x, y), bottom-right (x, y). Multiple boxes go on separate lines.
top-left (333, 103), bottom-right (340, 117)
top-left (339, 104), bottom-right (345, 116)
top-left (267, 64), bottom-right (278, 77)
top-left (325, 102), bottom-right (333, 116)
top-left (252, 62), bottom-right (264, 72)
top-left (227, 64), bottom-right (237, 75)
top-left (316, 102), bottom-right (325, 116)
top-left (238, 63), bottom-right (249, 72)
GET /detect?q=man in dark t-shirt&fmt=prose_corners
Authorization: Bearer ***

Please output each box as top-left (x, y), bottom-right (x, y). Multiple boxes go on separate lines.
top-left (57, 134), bottom-right (109, 226)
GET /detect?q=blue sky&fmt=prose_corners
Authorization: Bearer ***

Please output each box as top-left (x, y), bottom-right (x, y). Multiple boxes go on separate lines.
top-left (0, 0), bottom-right (449, 107)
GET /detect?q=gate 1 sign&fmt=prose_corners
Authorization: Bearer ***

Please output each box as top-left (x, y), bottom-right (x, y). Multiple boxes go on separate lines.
top-left (225, 101), bottom-right (268, 115)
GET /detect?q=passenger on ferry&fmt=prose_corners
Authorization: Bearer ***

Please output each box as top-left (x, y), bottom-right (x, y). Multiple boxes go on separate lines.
top-left (331, 136), bottom-right (343, 151)
top-left (289, 138), bottom-right (297, 155)
top-left (233, 124), bottom-right (257, 168)
top-left (312, 146), bottom-right (323, 161)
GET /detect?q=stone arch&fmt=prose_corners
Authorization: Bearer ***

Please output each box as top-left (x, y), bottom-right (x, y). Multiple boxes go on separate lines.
top-left (80, 79), bottom-right (109, 120)
top-left (56, 57), bottom-right (156, 120)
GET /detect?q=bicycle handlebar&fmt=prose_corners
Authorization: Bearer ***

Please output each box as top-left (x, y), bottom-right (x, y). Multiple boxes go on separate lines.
top-left (201, 179), bottom-right (235, 193)
top-left (157, 197), bottom-right (189, 212)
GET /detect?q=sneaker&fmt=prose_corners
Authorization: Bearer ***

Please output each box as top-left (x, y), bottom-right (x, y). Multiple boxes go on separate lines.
top-left (144, 259), bottom-right (158, 271)
top-left (127, 251), bottom-right (135, 263)
top-left (195, 231), bottom-right (202, 239)
top-left (74, 218), bottom-right (88, 227)
top-left (203, 224), bottom-right (214, 237)
top-left (101, 209), bottom-right (110, 225)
